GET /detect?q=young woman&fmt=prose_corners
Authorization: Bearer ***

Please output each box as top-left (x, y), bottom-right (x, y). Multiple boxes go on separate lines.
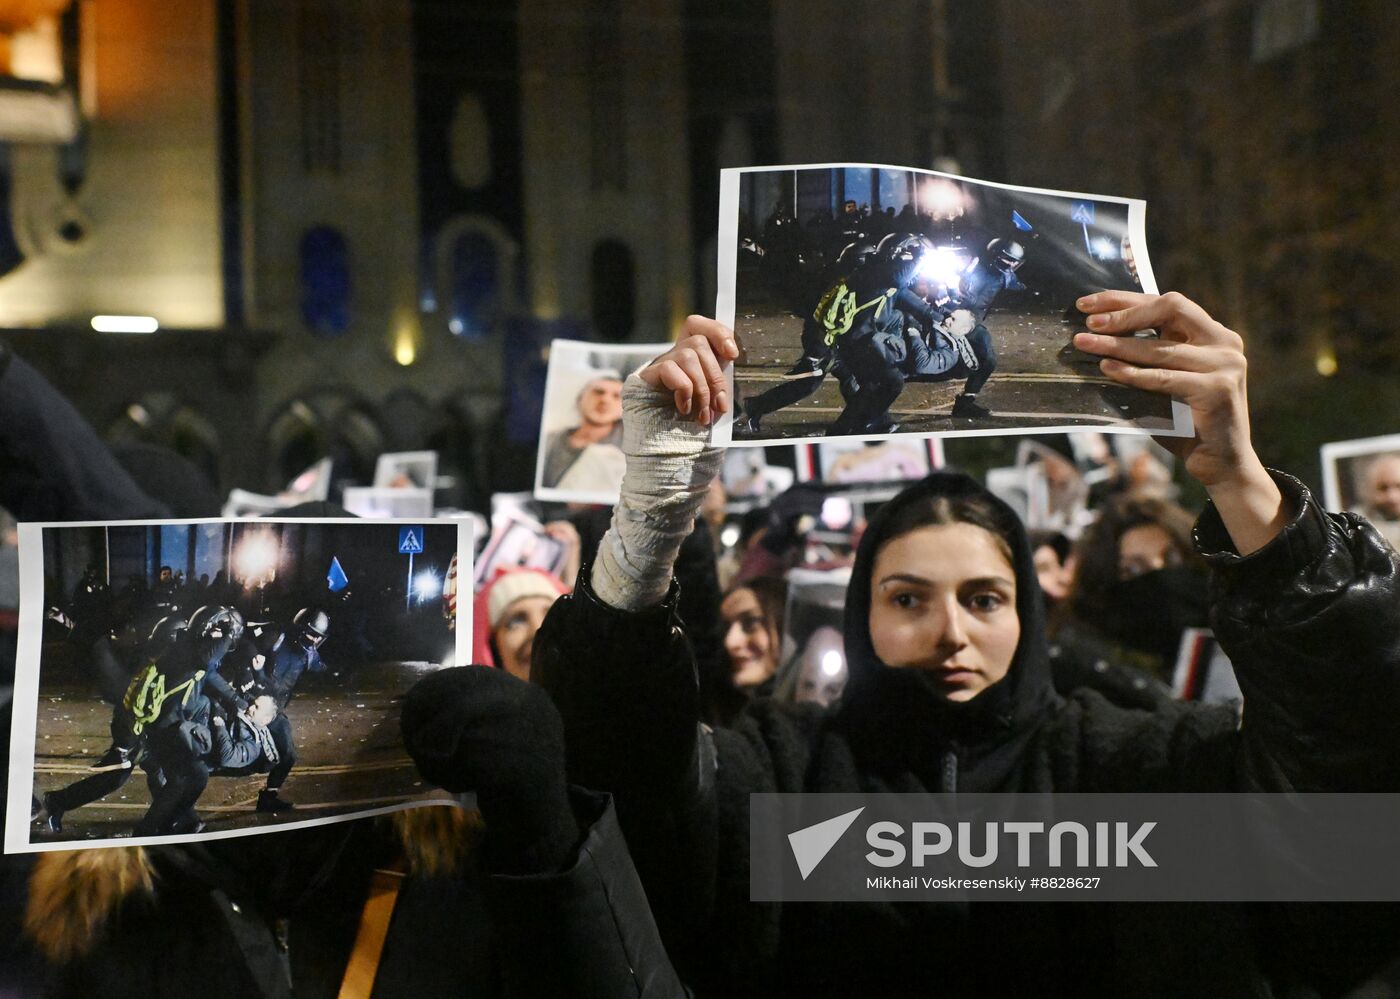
top-left (471, 567), bottom-right (569, 680)
top-left (493, 292), bottom-right (1399, 994)
top-left (1053, 494), bottom-right (1207, 685)
top-left (718, 576), bottom-right (786, 692)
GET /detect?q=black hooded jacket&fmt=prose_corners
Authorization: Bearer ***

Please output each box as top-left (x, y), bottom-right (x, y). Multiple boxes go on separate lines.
top-left (535, 470), bottom-right (1400, 997)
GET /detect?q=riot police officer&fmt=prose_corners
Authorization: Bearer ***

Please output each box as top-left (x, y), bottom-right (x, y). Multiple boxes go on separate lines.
top-left (248, 606), bottom-right (330, 812)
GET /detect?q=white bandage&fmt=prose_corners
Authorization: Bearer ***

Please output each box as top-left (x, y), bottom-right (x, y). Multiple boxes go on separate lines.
top-left (590, 372), bottom-right (724, 611)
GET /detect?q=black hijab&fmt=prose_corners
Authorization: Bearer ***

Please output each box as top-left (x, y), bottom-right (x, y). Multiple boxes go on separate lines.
top-left (834, 471), bottom-right (1063, 792)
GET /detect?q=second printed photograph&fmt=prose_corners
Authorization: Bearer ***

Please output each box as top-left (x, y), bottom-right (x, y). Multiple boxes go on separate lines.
top-left (716, 163), bottom-right (1192, 445)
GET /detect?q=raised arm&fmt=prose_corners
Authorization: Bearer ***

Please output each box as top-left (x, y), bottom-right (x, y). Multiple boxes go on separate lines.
top-left (1075, 292), bottom-right (1400, 790)
top-left (532, 318), bottom-right (737, 961)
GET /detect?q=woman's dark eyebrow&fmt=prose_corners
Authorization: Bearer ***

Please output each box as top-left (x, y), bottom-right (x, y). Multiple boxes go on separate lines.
top-left (877, 573), bottom-right (1015, 590)
top-left (962, 575), bottom-right (1016, 591)
top-left (877, 572), bottom-right (931, 588)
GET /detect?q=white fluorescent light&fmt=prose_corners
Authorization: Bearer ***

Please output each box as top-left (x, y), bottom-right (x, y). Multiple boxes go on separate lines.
top-left (91, 315), bottom-right (159, 334)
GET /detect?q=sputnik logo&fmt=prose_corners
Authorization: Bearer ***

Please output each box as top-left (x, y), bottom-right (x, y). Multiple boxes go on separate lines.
top-left (787, 807), bottom-right (865, 880)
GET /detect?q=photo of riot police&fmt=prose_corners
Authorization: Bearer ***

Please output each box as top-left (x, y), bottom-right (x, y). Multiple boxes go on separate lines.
top-left (10, 518), bottom-right (468, 849)
top-left (1321, 434), bottom-right (1400, 551)
top-left (720, 164), bottom-right (1191, 443)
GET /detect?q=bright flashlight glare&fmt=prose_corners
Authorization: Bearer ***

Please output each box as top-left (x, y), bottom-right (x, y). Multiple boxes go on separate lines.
top-left (921, 178), bottom-right (965, 220)
top-left (721, 524), bottom-right (741, 548)
top-left (915, 246), bottom-right (971, 289)
top-left (233, 531), bottom-right (280, 587)
top-left (820, 649), bottom-right (845, 677)
top-left (1091, 236), bottom-right (1118, 260)
top-left (413, 569), bottom-right (442, 599)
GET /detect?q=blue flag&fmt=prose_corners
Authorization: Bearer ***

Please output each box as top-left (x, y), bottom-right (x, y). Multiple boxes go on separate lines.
top-left (1011, 210), bottom-right (1034, 232)
top-left (327, 556), bottom-right (349, 593)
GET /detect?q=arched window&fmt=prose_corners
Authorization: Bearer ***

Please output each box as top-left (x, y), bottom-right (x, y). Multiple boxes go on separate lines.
top-left (264, 390), bottom-right (384, 490)
top-left (447, 231), bottom-right (499, 340)
top-left (299, 226), bottom-right (351, 336)
top-left (590, 239), bottom-right (635, 342)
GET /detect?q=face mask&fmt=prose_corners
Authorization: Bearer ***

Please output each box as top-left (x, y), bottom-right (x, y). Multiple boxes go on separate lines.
top-left (1099, 566), bottom-right (1211, 665)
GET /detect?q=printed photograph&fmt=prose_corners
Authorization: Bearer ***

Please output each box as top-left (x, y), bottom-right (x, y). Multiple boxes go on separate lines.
top-left (342, 487), bottom-right (435, 520)
top-left (1320, 434), bottom-right (1400, 551)
top-left (8, 518), bottom-right (470, 851)
top-left (716, 163), bottom-right (1192, 445)
top-left (221, 458), bottom-right (334, 518)
top-left (473, 517), bottom-right (567, 590)
top-left (373, 450), bottom-right (439, 490)
top-left (533, 340), bottom-right (666, 504)
top-left (796, 437), bottom-right (945, 485)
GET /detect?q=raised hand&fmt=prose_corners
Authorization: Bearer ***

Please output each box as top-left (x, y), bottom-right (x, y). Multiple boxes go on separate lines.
top-left (637, 316), bottom-right (739, 426)
top-left (1074, 291), bottom-right (1287, 554)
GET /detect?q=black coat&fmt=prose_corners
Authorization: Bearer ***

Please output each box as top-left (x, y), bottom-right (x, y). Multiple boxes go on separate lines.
top-left (535, 471), bottom-right (1400, 997)
top-left (2, 791), bottom-right (686, 999)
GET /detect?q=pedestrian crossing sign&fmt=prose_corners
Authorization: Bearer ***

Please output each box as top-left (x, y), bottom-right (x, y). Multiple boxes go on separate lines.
top-left (398, 527), bottom-right (424, 554)
top-left (1071, 201), bottom-right (1096, 225)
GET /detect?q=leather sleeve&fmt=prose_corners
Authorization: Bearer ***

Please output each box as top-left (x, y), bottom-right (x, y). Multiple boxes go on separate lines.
top-left (486, 789), bottom-right (690, 999)
top-left (531, 568), bottom-right (717, 970)
top-left (1195, 470), bottom-right (1400, 790)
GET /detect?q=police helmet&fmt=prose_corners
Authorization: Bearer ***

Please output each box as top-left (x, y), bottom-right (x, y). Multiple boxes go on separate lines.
top-left (987, 238), bottom-right (1026, 273)
top-left (246, 621), bottom-right (287, 657)
top-left (146, 613), bottom-right (189, 651)
top-left (834, 240), bottom-right (878, 271)
top-left (292, 607), bottom-right (330, 650)
top-left (187, 605), bottom-right (245, 662)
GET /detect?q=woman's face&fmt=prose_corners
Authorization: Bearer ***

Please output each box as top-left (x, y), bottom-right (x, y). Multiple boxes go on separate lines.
top-left (493, 595), bottom-right (558, 680)
top-left (868, 523), bottom-right (1020, 703)
top-left (1116, 524), bottom-right (1182, 581)
top-left (721, 587), bottom-right (779, 688)
top-left (1032, 544), bottom-right (1071, 601)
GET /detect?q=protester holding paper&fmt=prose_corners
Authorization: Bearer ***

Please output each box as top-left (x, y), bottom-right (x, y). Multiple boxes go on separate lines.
top-left (476, 291), bottom-right (1400, 995)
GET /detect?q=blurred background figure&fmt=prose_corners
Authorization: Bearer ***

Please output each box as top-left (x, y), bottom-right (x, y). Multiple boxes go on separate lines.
top-left (1355, 453), bottom-right (1400, 550)
top-left (1028, 530), bottom-right (1073, 611)
top-left (777, 624), bottom-right (847, 708)
top-left (472, 567), bottom-right (568, 680)
top-left (1049, 495), bottom-right (1204, 704)
top-left (719, 576), bottom-right (787, 696)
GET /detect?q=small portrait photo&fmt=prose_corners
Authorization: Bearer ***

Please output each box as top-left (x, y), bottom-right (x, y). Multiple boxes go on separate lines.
top-left (8, 517), bottom-right (472, 852)
top-left (719, 447), bottom-right (796, 503)
top-left (473, 517), bottom-right (568, 590)
top-left (796, 437), bottom-right (945, 485)
top-left (534, 340), bottom-right (667, 504)
top-left (221, 459), bottom-right (334, 518)
top-left (373, 451), bottom-right (439, 490)
top-left (342, 487), bottom-right (435, 519)
top-left (1321, 435), bottom-right (1400, 550)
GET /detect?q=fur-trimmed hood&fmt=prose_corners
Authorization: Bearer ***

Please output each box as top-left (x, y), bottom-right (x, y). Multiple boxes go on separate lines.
top-left (23, 807), bottom-right (483, 962)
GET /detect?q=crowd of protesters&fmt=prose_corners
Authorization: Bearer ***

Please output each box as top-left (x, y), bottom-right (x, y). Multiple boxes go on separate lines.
top-left (3, 282), bottom-right (1400, 997)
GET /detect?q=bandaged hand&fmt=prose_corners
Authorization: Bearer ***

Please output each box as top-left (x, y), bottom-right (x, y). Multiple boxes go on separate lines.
top-left (591, 318), bottom-right (739, 611)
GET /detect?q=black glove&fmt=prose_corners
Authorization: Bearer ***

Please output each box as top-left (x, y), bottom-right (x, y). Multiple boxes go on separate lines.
top-left (401, 666), bottom-right (580, 875)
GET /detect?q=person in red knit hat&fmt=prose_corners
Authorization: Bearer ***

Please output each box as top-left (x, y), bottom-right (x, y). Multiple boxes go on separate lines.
top-left (471, 567), bottom-right (569, 679)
